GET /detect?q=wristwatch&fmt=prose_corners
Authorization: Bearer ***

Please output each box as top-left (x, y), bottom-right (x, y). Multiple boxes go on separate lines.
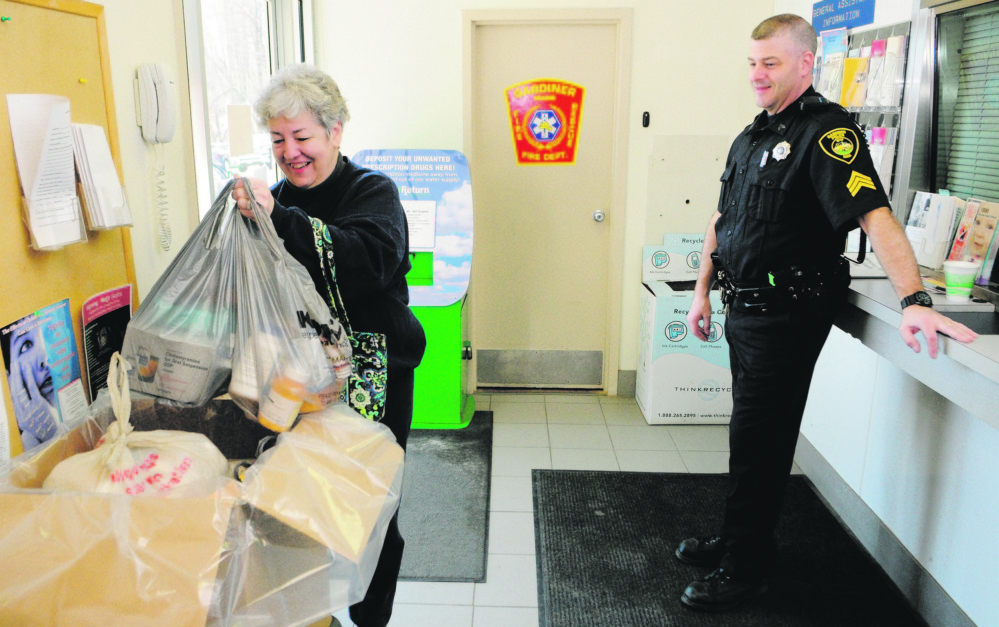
top-left (900, 291), bottom-right (933, 309)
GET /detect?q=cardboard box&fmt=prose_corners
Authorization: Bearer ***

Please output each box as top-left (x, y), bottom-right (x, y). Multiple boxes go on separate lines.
top-left (0, 403), bottom-right (404, 626)
top-left (642, 233), bottom-right (705, 282)
top-left (636, 281), bottom-right (732, 424)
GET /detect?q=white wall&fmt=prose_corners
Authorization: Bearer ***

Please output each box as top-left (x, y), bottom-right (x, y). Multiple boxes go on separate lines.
top-left (314, 0), bottom-right (773, 375)
top-left (92, 0), bottom-right (199, 298)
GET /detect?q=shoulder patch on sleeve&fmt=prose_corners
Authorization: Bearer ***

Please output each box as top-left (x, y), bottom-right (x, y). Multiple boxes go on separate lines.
top-left (818, 128), bottom-right (859, 164)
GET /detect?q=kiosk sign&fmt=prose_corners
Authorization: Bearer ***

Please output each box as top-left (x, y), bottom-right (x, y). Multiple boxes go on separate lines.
top-left (505, 78), bottom-right (584, 165)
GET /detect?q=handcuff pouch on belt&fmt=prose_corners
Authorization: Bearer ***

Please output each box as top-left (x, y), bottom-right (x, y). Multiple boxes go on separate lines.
top-left (710, 253), bottom-right (851, 315)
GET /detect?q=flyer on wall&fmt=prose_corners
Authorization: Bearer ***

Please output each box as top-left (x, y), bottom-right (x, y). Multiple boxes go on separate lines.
top-left (1, 299), bottom-right (89, 453)
top-left (82, 284), bottom-right (132, 402)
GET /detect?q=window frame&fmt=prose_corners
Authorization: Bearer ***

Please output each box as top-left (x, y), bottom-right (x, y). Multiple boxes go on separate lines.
top-left (183, 0), bottom-right (315, 218)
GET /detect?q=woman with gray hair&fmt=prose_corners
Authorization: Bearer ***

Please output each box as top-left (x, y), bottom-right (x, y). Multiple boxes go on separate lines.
top-left (232, 64), bottom-right (425, 627)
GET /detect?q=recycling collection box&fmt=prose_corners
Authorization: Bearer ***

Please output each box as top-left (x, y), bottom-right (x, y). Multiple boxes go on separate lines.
top-left (636, 280), bottom-right (732, 425)
top-left (642, 233), bottom-right (705, 283)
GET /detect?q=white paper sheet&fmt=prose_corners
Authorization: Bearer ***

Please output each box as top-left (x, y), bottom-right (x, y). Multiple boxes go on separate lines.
top-left (72, 123), bottom-right (131, 228)
top-left (6, 94), bottom-right (86, 250)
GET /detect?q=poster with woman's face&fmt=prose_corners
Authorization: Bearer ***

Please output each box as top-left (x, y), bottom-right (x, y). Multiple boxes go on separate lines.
top-left (1, 299), bottom-right (87, 451)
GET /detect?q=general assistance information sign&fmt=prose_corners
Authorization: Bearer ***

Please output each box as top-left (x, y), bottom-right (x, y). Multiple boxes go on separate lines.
top-left (813, 0), bottom-right (875, 32)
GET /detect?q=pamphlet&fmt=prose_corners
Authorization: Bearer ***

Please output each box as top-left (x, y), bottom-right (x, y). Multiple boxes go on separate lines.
top-left (71, 124), bottom-right (132, 229)
top-left (881, 35), bottom-right (908, 107)
top-left (973, 201), bottom-right (999, 284)
top-left (865, 39), bottom-right (888, 106)
top-left (968, 201), bottom-right (999, 267)
top-left (5, 95), bottom-right (87, 250)
top-left (82, 285), bottom-right (132, 402)
top-left (947, 199), bottom-right (980, 262)
top-left (1, 299), bottom-right (89, 452)
top-left (817, 28), bottom-right (848, 102)
top-left (905, 192), bottom-right (956, 270)
top-left (840, 57), bottom-right (870, 108)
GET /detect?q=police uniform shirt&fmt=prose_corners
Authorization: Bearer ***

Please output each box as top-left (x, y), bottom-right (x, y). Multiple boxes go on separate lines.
top-left (714, 86), bottom-right (891, 284)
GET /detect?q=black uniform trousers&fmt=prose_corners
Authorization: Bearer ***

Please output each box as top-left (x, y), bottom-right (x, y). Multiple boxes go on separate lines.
top-left (718, 296), bottom-right (841, 582)
top-left (348, 365), bottom-right (415, 627)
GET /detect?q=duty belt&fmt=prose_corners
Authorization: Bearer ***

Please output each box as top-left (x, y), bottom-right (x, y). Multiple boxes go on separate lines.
top-left (711, 253), bottom-right (851, 315)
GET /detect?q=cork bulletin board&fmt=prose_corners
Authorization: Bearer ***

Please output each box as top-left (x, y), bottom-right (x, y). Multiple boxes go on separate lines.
top-left (0, 0), bottom-right (136, 458)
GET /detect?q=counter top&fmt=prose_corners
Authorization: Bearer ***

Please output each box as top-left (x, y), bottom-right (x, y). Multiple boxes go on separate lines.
top-left (841, 279), bottom-right (999, 429)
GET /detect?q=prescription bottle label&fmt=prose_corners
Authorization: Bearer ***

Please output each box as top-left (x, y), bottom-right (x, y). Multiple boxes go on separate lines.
top-left (257, 383), bottom-right (303, 431)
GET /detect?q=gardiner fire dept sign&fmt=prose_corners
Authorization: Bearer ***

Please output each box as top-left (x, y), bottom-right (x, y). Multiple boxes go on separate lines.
top-left (505, 78), bottom-right (585, 165)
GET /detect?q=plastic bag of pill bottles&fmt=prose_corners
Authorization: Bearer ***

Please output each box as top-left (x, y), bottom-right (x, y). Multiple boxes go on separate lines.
top-left (225, 177), bottom-right (352, 430)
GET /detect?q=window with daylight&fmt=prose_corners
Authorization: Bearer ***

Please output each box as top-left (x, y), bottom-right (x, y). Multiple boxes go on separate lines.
top-left (185, 0), bottom-right (314, 217)
top-left (935, 1), bottom-right (999, 202)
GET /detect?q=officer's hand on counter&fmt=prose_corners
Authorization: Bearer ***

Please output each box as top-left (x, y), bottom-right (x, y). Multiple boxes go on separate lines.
top-left (687, 291), bottom-right (714, 342)
top-left (899, 305), bottom-right (978, 359)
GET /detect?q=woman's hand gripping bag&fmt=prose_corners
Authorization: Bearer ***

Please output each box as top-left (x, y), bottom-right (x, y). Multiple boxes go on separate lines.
top-left (43, 354), bottom-right (228, 497)
top-left (119, 180), bottom-right (245, 406)
top-left (226, 177), bottom-right (352, 430)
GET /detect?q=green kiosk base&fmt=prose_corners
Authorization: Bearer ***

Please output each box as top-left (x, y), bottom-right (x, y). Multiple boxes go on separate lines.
top-left (409, 252), bottom-right (474, 429)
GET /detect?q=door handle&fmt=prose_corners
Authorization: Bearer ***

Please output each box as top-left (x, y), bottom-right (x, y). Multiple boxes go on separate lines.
top-left (593, 210), bottom-right (606, 222)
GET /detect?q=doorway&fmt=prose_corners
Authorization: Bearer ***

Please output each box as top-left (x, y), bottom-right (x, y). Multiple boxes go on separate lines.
top-left (463, 10), bottom-right (632, 393)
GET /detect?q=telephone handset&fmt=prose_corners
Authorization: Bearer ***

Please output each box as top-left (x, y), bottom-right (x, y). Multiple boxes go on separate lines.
top-left (134, 63), bottom-right (177, 251)
top-left (134, 63), bottom-right (177, 144)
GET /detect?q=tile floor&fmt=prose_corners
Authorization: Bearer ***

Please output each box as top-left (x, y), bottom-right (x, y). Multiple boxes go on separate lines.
top-left (332, 392), bottom-right (797, 627)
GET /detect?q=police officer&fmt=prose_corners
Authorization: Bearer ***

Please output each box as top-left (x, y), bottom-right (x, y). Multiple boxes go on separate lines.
top-left (677, 14), bottom-right (978, 612)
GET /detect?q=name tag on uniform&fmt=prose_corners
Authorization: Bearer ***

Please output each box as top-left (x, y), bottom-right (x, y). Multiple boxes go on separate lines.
top-left (760, 151), bottom-right (769, 167)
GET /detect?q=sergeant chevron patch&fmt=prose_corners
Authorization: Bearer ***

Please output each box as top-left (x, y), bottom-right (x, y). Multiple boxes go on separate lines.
top-left (847, 171), bottom-right (876, 196)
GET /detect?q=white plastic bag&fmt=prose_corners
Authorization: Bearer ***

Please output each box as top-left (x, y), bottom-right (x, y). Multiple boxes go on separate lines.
top-left (226, 176), bottom-right (352, 429)
top-left (43, 353), bottom-right (228, 497)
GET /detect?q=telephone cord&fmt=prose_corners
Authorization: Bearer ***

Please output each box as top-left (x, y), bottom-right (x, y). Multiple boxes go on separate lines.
top-left (154, 159), bottom-right (172, 252)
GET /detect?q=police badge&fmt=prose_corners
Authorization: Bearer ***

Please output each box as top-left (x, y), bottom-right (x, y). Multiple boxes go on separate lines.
top-left (772, 141), bottom-right (791, 161)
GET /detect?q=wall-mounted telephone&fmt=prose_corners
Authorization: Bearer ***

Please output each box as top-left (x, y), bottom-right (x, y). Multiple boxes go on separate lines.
top-left (134, 63), bottom-right (177, 251)
top-left (134, 63), bottom-right (177, 144)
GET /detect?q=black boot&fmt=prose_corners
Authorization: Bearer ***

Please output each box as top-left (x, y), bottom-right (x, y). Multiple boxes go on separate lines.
top-left (680, 568), bottom-right (768, 612)
top-left (674, 535), bottom-right (726, 568)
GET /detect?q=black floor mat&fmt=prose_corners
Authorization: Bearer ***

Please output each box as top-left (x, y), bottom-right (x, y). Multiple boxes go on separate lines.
top-left (533, 470), bottom-right (927, 627)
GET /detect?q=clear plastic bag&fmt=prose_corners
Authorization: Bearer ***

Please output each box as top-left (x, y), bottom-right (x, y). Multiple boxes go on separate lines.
top-left (120, 180), bottom-right (242, 405)
top-left (0, 385), bottom-right (404, 626)
top-left (42, 354), bottom-right (229, 497)
top-left (120, 179), bottom-right (351, 419)
top-left (226, 178), bottom-right (352, 428)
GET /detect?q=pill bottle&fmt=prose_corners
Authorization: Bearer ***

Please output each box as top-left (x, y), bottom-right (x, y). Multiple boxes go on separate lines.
top-left (228, 344), bottom-right (258, 405)
top-left (230, 333), bottom-right (281, 405)
top-left (257, 364), bottom-right (309, 431)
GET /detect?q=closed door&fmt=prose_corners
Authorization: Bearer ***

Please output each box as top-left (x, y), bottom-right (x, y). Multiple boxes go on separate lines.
top-left (470, 18), bottom-right (623, 389)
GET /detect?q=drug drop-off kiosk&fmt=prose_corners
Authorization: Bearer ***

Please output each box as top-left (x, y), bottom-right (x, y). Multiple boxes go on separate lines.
top-left (353, 149), bottom-right (474, 429)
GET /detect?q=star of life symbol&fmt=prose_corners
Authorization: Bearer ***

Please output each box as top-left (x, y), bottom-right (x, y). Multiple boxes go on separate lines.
top-left (530, 110), bottom-right (562, 142)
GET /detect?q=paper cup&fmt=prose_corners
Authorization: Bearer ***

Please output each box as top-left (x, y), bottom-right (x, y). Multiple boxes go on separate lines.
top-left (942, 260), bottom-right (981, 302)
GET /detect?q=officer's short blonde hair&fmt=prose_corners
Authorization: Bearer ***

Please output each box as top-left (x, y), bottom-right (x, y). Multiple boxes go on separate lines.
top-left (254, 64), bottom-right (350, 133)
top-left (752, 14), bottom-right (818, 56)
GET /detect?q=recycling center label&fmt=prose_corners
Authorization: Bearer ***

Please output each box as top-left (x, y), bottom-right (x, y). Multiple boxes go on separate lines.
top-left (505, 78), bottom-right (584, 165)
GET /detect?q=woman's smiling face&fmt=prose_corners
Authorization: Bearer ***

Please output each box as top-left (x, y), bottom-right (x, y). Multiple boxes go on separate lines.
top-left (268, 111), bottom-right (342, 188)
